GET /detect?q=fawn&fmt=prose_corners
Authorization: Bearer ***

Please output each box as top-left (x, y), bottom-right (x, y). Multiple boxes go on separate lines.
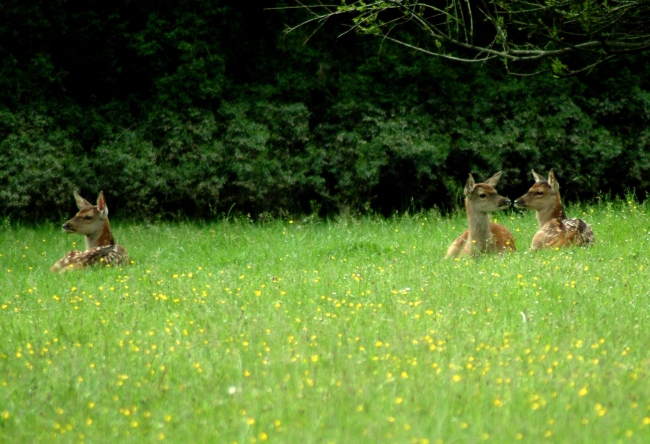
top-left (514, 169), bottom-right (594, 250)
top-left (446, 172), bottom-right (516, 258)
top-left (51, 191), bottom-right (130, 272)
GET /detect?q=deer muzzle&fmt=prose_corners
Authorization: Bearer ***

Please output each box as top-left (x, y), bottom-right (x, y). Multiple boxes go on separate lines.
top-left (499, 198), bottom-right (512, 209)
top-left (513, 198), bottom-right (527, 208)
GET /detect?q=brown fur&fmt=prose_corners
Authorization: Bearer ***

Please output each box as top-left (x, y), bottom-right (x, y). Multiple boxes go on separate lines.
top-left (514, 169), bottom-right (594, 250)
top-left (51, 191), bottom-right (130, 272)
top-left (446, 172), bottom-right (516, 258)
top-left (52, 245), bottom-right (130, 272)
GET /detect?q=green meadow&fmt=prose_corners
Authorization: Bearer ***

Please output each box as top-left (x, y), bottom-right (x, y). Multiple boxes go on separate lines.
top-left (1, 199), bottom-right (649, 443)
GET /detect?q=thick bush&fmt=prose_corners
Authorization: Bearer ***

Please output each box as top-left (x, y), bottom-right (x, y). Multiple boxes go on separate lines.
top-left (1, 1), bottom-right (649, 220)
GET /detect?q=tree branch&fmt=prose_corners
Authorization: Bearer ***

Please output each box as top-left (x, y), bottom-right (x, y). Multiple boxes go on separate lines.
top-left (285, 0), bottom-right (650, 76)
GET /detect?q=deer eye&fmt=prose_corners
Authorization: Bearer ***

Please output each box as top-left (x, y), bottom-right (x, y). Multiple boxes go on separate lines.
top-left (479, 193), bottom-right (487, 199)
top-left (535, 191), bottom-right (544, 196)
top-left (84, 215), bottom-right (93, 220)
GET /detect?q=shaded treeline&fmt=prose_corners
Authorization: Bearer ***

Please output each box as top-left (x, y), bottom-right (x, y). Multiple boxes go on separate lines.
top-left (1, 0), bottom-right (649, 220)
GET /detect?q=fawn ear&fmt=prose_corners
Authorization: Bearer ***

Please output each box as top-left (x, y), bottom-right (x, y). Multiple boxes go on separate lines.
top-left (531, 169), bottom-right (545, 183)
top-left (547, 169), bottom-right (560, 191)
top-left (464, 174), bottom-right (476, 196)
top-left (74, 191), bottom-right (92, 210)
top-left (96, 192), bottom-right (109, 218)
top-left (484, 171), bottom-right (502, 188)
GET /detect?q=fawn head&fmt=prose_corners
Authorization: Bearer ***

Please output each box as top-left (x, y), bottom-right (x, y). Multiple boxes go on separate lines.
top-left (464, 172), bottom-right (512, 213)
top-left (62, 191), bottom-right (109, 235)
top-left (514, 169), bottom-right (560, 211)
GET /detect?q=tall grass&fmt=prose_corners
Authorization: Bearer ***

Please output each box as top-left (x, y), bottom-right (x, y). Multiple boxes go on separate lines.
top-left (1, 199), bottom-right (649, 443)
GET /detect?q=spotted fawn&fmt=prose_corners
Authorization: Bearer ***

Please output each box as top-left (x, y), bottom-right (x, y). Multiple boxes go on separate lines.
top-left (514, 169), bottom-right (594, 250)
top-left (51, 191), bottom-right (130, 272)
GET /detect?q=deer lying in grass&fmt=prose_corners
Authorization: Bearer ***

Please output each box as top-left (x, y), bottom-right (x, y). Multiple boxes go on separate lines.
top-left (51, 191), bottom-right (130, 272)
top-left (514, 169), bottom-right (594, 250)
top-left (446, 172), bottom-right (516, 258)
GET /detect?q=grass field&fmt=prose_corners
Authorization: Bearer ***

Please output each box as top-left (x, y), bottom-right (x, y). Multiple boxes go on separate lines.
top-left (1, 199), bottom-right (649, 443)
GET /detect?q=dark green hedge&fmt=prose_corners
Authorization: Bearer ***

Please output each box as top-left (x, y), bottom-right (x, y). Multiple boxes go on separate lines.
top-left (1, 1), bottom-right (649, 220)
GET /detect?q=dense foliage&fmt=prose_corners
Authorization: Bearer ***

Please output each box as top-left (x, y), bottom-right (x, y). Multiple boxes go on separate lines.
top-left (1, 0), bottom-right (650, 220)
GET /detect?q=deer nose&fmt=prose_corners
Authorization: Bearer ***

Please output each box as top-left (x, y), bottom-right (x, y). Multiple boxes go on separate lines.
top-left (62, 222), bottom-right (72, 231)
top-left (498, 198), bottom-right (512, 209)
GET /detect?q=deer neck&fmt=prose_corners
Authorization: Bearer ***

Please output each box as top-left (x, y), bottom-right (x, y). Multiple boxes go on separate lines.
top-left (536, 194), bottom-right (566, 227)
top-left (466, 202), bottom-right (493, 253)
top-left (85, 220), bottom-right (116, 250)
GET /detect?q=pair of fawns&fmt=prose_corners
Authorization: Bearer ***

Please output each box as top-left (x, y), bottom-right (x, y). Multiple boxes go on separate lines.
top-left (50, 169), bottom-right (594, 272)
top-left (445, 169), bottom-right (594, 259)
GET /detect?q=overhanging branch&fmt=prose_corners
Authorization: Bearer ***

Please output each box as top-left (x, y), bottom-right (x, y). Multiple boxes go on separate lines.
top-left (284, 0), bottom-right (650, 76)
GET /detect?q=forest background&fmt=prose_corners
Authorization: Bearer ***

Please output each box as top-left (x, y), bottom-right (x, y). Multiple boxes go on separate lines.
top-left (2, 0), bottom-right (650, 221)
